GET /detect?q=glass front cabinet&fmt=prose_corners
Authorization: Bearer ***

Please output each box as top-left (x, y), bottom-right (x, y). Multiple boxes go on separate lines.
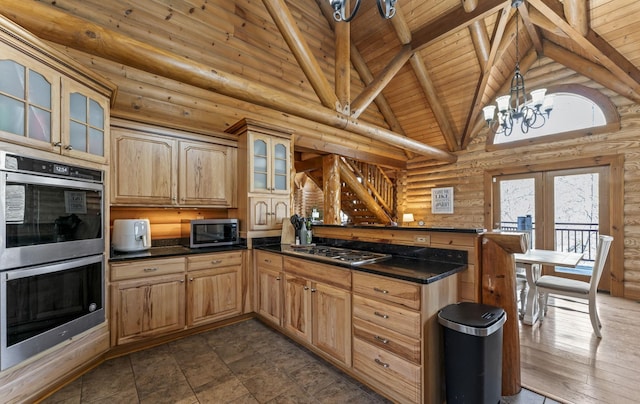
top-left (250, 132), bottom-right (290, 195)
top-left (0, 31), bottom-right (113, 164)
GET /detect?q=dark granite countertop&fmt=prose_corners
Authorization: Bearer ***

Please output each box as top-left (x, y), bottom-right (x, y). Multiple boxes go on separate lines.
top-left (311, 224), bottom-right (485, 234)
top-left (109, 244), bottom-right (247, 262)
top-left (257, 244), bottom-right (466, 284)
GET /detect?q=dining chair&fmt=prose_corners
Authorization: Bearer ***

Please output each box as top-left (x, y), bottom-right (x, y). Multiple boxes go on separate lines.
top-left (535, 235), bottom-right (614, 338)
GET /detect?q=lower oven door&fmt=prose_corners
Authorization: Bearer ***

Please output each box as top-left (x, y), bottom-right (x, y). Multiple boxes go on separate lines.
top-left (0, 254), bottom-right (105, 370)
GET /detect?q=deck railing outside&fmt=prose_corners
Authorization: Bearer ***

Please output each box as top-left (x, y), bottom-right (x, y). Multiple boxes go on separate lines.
top-left (500, 221), bottom-right (599, 263)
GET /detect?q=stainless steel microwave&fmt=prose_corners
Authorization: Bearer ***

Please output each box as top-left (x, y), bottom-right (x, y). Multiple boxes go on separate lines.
top-left (183, 219), bottom-right (240, 248)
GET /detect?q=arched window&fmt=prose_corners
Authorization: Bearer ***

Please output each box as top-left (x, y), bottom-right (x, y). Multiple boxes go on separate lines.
top-left (486, 84), bottom-right (620, 150)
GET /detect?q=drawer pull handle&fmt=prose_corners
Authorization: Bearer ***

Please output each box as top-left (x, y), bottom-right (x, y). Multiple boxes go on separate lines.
top-left (311, 288), bottom-right (317, 293)
top-left (211, 260), bottom-right (222, 264)
top-left (276, 277), bottom-right (281, 281)
top-left (264, 259), bottom-right (272, 263)
top-left (374, 358), bottom-right (390, 368)
top-left (143, 267), bottom-right (158, 272)
top-left (374, 311), bottom-right (389, 319)
top-left (373, 287), bottom-right (389, 294)
top-left (374, 335), bottom-right (389, 344)
top-left (304, 286), bottom-right (310, 290)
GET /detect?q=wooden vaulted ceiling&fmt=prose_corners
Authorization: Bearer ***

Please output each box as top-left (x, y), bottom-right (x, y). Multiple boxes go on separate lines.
top-left (1, 0), bottom-right (639, 168)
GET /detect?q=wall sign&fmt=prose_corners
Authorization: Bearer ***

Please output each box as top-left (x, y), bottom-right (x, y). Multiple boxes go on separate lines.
top-left (432, 187), bottom-right (454, 214)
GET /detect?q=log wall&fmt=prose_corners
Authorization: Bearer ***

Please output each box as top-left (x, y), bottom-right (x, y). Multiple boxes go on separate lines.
top-left (402, 103), bottom-right (640, 299)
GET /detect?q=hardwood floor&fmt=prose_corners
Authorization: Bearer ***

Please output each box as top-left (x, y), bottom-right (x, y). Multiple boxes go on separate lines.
top-left (520, 293), bottom-right (640, 404)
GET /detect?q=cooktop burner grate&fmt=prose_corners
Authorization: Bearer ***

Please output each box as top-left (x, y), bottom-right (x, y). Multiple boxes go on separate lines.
top-left (286, 246), bottom-right (391, 266)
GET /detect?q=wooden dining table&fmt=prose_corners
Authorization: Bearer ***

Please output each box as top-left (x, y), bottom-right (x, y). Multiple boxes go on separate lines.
top-left (514, 249), bottom-right (585, 325)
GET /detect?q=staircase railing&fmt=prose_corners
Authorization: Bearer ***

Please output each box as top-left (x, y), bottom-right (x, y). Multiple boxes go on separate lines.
top-left (342, 157), bottom-right (396, 218)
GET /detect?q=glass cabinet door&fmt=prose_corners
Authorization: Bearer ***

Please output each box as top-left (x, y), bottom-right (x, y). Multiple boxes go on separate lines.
top-left (0, 58), bottom-right (54, 144)
top-left (253, 138), bottom-right (269, 192)
top-left (273, 142), bottom-right (288, 192)
top-left (69, 92), bottom-right (105, 156)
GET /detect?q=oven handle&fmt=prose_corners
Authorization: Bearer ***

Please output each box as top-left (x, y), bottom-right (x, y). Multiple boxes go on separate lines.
top-left (3, 254), bottom-right (104, 281)
top-left (3, 171), bottom-right (103, 191)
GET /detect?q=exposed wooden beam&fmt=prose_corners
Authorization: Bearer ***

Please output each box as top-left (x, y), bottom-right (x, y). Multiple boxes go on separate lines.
top-left (543, 39), bottom-right (640, 104)
top-left (462, 0), bottom-right (491, 66)
top-left (528, 0), bottom-right (640, 95)
top-left (316, 0), bottom-right (413, 159)
top-left (0, 0), bottom-right (457, 161)
top-left (518, 3), bottom-right (543, 55)
top-left (350, 44), bottom-right (412, 118)
top-left (461, 2), bottom-right (513, 148)
top-left (295, 156), bottom-right (324, 173)
top-left (527, 6), bottom-right (568, 37)
top-left (410, 0), bottom-right (508, 52)
top-left (411, 54), bottom-right (460, 152)
top-left (563, 0), bottom-right (588, 36)
top-left (323, 155), bottom-right (342, 225)
top-left (262, 0), bottom-right (339, 110)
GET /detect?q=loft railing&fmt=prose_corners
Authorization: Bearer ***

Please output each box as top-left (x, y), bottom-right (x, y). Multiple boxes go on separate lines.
top-left (500, 221), bottom-right (600, 262)
top-left (342, 157), bottom-right (396, 219)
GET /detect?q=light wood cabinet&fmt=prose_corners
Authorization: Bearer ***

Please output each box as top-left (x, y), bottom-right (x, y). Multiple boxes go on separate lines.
top-left (227, 119), bottom-right (293, 239)
top-left (110, 257), bottom-right (186, 346)
top-left (256, 251), bottom-right (284, 327)
top-left (186, 252), bottom-right (243, 327)
top-left (0, 36), bottom-right (114, 164)
top-left (282, 257), bottom-right (352, 367)
top-left (110, 251), bottom-right (245, 346)
top-left (111, 126), bottom-right (236, 207)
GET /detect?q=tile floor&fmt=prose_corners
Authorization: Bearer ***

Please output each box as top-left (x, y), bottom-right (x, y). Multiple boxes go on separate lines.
top-left (43, 319), bottom-right (559, 403)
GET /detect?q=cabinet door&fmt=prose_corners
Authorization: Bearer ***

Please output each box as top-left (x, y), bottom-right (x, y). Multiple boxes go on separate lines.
top-left (61, 78), bottom-right (110, 163)
top-left (312, 282), bottom-right (352, 366)
top-left (284, 274), bottom-right (312, 343)
top-left (111, 129), bottom-right (177, 205)
top-left (0, 48), bottom-right (61, 151)
top-left (249, 133), bottom-right (290, 194)
top-left (249, 197), bottom-right (289, 231)
top-left (272, 197), bottom-right (290, 229)
top-left (258, 267), bottom-right (283, 326)
top-left (114, 274), bottom-right (186, 345)
top-left (179, 141), bottom-right (236, 207)
top-left (187, 266), bottom-right (242, 327)
top-left (270, 137), bottom-right (290, 194)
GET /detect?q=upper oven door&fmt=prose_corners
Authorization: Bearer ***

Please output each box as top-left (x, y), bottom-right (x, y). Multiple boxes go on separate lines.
top-left (0, 171), bottom-right (104, 270)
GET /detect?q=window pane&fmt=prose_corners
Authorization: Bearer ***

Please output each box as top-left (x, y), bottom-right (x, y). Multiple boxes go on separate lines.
top-left (70, 92), bottom-right (87, 122)
top-left (499, 177), bottom-right (535, 247)
top-left (254, 173), bottom-right (267, 190)
top-left (69, 121), bottom-right (87, 152)
top-left (254, 139), bottom-right (267, 156)
top-left (0, 95), bottom-right (25, 136)
top-left (88, 128), bottom-right (104, 156)
top-left (29, 70), bottom-right (51, 108)
top-left (0, 60), bottom-right (25, 98)
top-left (28, 106), bottom-right (51, 142)
top-left (274, 158), bottom-right (286, 175)
top-left (254, 155), bottom-right (267, 173)
top-left (274, 174), bottom-right (286, 190)
top-left (89, 99), bottom-right (104, 128)
top-left (274, 143), bottom-right (286, 159)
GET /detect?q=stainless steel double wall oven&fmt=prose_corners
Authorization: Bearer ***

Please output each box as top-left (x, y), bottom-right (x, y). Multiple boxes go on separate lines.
top-left (0, 151), bottom-right (105, 370)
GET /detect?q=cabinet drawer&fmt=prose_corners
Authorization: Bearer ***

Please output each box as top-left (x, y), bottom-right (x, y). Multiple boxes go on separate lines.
top-left (353, 272), bottom-right (420, 310)
top-left (353, 338), bottom-right (420, 404)
top-left (353, 295), bottom-right (420, 338)
top-left (353, 318), bottom-right (421, 364)
top-left (255, 251), bottom-right (283, 271)
top-left (111, 257), bottom-right (185, 281)
top-left (187, 251), bottom-right (243, 271)
top-left (283, 257), bottom-right (351, 289)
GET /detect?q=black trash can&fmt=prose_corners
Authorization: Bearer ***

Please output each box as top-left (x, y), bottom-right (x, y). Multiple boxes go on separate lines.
top-left (438, 302), bottom-right (506, 404)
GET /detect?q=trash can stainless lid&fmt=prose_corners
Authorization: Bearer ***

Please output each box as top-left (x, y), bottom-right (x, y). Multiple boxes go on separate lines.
top-left (438, 302), bottom-right (506, 337)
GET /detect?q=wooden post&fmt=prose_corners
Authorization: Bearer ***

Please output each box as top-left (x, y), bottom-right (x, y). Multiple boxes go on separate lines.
top-left (323, 155), bottom-right (341, 225)
top-left (481, 232), bottom-right (528, 396)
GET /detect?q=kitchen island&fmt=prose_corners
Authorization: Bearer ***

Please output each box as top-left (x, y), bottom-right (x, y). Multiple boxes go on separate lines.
top-left (253, 227), bottom-right (476, 404)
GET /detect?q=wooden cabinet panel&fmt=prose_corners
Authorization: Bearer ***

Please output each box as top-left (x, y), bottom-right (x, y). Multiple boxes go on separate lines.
top-left (352, 294), bottom-right (421, 338)
top-left (353, 271), bottom-right (420, 310)
top-left (111, 129), bottom-right (177, 205)
top-left (187, 267), bottom-right (242, 327)
top-left (353, 318), bottom-right (420, 364)
top-left (258, 266), bottom-right (283, 327)
top-left (283, 257), bottom-right (352, 289)
top-left (187, 251), bottom-right (243, 271)
top-left (312, 282), bottom-right (352, 367)
top-left (113, 274), bottom-right (186, 345)
top-left (353, 338), bottom-right (420, 404)
top-left (249, 196), bottom-right (290, 231)
top-left (283, 274), bottom-right (312, 343)
top-left (178, 141), bottom-right (236, 206)
top-left (111, 126), bottom-right (237, 207)
top-left (111, 257), bottom-right (185, 281)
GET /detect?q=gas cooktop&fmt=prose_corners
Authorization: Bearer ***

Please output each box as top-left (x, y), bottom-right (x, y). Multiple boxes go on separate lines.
top-left (284, 245), bottom-right (391, 266)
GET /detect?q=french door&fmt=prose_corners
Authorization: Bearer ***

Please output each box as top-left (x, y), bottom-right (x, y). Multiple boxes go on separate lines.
top-left (492, 166), bottom-right (611, 291)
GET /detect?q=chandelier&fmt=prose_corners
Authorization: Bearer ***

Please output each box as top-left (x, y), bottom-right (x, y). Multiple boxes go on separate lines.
top-left (329, 0), bottom-right (397, 22)
top-left (482, 0), bottom-right (554, 136)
